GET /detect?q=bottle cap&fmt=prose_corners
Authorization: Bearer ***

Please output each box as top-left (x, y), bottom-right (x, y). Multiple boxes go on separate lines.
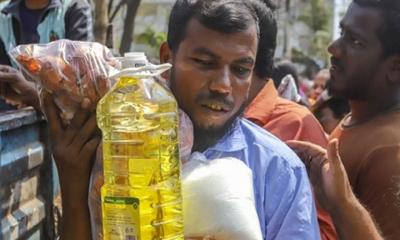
top-left (120, 52), bottom-right (149, 69)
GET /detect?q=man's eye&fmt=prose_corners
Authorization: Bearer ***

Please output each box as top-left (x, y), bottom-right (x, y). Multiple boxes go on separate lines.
top-left (348, 35), bottom-right (362, 46)
top-left (232, 65), bottom-right (251, 77)
top-left (191, 58), bottom-right (214, 67)
top-left (353, 39), bottom-right (362, 45)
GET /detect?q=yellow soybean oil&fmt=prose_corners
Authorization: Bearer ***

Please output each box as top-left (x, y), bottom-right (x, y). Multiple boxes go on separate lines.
top-left (97, 73), bottom-right (184, 240)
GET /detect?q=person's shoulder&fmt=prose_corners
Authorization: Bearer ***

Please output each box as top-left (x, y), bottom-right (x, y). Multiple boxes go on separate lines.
top-left (238, 118), bottom-right (305, 169)
top-left (262, 98), bottom-right (327, 144)
top-left (345, 110), bottom-right (400, 146)
top-left (274, 97), bottom-right (315, 121)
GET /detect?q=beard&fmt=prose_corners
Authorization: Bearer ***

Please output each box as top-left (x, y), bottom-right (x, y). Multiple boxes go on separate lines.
top-left (327, 76), bottom-right (371, 101)
top-left (326, 79), bottom-right (336, 96)
top-left (168, 66), bottom-right (248, 152)
top-left (192, 102), bottom-right (247, 152)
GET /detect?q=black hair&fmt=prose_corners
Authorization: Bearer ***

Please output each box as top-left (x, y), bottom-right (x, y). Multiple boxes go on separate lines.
top-left (353, 0), bottom-right (400, 57)
top-left (250, 0), bottom-right (278, 79)
top-left (272, 60), bottom-right (299, 88)
top-left (167, 0), bottom-right (260, 53)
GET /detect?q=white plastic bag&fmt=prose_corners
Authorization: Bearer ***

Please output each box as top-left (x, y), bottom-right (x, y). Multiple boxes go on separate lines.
top-left (277, 74), bottom-right (301, 103)
top-left (182, 153), bottom-right (262, 240)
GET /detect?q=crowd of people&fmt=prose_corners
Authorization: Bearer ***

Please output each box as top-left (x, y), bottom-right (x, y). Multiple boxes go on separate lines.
top-left (0, 0), bottom-right (399, 239)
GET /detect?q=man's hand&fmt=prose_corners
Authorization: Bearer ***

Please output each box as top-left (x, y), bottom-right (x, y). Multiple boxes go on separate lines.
top-left (42, 92), bottom-right (100, 240)
top-left (286, 139), bottom-right (356, 212)
top-left (43, 92), bottom-right (99, 185)
top-left (89, 144), bottom-right (105, 240)
top-left (0, 64), bottom-right (40, 110)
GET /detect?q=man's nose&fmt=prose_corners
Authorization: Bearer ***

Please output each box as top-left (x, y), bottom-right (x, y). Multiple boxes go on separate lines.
top-left (328, 39), bottom-right (342, 57)
top-left (209, 66), bottom-right (232, 95)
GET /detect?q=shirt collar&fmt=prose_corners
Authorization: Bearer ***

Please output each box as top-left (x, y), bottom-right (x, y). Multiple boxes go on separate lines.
top-left (2, 0), bottom-right (62, 16)
top-left (204, 118), bottom-right (247, 153)
top-left (244, 79), bottom-right (279, 123)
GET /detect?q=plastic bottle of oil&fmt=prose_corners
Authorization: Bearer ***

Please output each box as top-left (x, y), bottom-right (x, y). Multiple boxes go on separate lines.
top-left (97, 52), bottom-right (184, 240)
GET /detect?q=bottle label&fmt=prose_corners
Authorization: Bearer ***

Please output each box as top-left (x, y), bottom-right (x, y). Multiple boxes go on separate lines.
top-left (103, 196), bottom-right (141, 240)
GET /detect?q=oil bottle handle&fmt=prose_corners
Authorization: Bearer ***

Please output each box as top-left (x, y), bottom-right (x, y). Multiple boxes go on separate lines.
top-left (109, 63), bottom-right (172, 79)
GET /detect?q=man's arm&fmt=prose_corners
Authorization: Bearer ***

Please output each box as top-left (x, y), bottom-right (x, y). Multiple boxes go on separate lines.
top-left (287, 140), bottom-right (383, 240)
top-left (42, 92), bottom-right (100, 240)
top-left (357, 145), bottom-right (400, 239)
top-left (64, 0), bottom-right (94, 41)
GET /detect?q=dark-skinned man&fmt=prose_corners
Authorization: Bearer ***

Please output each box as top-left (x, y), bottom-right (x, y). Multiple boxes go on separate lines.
top-left (289, 0), bottom-right (400, 239)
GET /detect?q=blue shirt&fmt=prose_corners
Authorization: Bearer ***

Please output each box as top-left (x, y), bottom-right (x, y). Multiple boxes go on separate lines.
top-left (203, 118), bottom-right (320, 240)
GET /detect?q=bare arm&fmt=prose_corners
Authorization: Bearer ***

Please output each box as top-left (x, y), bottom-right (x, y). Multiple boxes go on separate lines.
top-left (287, 140), bottom-right (383, 240)
top-left (42, 92), bottom-right (100, 240)
top-left (356, 145), bottom-right (400, 239)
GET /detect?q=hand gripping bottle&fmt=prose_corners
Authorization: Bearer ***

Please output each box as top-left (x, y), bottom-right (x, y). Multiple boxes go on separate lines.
top-left (97, 53), bottom-right (184, 240)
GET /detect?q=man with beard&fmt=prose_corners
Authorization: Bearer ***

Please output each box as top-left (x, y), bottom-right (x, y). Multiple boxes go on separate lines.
top-left (288, 0), bottom-right (400, 239)
top-left (44, 0), bottom-right (320, 239)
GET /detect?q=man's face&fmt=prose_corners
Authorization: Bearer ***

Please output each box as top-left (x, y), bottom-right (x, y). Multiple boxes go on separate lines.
top-left (310, 71), bottom-right (329, 100)
top-left (163, 19), bottom-right (258, 135)
top-left (327, 3), bottom-right (386, 100)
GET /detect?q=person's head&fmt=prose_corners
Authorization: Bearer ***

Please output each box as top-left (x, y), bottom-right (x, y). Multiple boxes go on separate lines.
top-left (327, 0), bottom-right (400, 101)
top-left (160, 0), bottom-right (259, 151)
top-left (245, 0), bottom-right (277, 103)
top-left (314, 97), bottom-right (350, 134)
top-left (272, 60), bottom-right (299, 88)
top-left (310, 69), bottom-right (330, 100)
top-left (252, 0), bottom-right (277, 80)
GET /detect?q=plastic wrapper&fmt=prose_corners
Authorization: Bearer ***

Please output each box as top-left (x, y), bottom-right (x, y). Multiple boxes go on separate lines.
top-left (182, 153), bottom-right (262, 240)
top-left (89, 109), bottom-right (194, 239)
top-left (277, 74), bottom-right (301, 103)
top-left (9, 39), bottom-right (119, 121)
top-left (89, 66), bottom-right (194, 239)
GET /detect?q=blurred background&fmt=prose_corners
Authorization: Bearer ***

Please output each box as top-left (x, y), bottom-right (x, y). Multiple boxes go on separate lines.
top-left (91, 0), bottom-right (351, 77)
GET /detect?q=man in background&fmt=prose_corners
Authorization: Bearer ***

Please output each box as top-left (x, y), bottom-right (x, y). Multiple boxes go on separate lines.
top-left (290, 0), bottom-right (400, 239)
top-left (245, 1), bottom-right (337, 239)
top-left (0, 0), bottom-right (93, 110)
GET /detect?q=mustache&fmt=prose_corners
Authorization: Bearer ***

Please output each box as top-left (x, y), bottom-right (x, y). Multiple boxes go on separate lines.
top-left (195, 92), bottom-right (235, 110)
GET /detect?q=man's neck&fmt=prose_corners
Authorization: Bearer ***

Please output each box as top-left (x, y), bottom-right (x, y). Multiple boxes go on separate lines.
top-left (348, 97), bottom-right (400, 125)
top-left (191, 116), bottom-right (241, 153)
top-left (192, 128), bottom-right (225, 153)
top-left (24, 0), bottom-right (49, 10)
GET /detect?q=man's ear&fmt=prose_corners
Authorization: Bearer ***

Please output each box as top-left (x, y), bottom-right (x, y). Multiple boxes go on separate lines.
top-left (160, 42), bottom-right (172, 79)
top-left (387, 55), bottom-right (400, 85)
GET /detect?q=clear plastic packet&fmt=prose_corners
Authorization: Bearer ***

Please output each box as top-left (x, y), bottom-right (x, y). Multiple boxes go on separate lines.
top-left (9, 39), bottom-right (119, 121)
top-left (277, 74), bottom-right (301, 103)
top-left (89, 63), bottom-right (194, 239)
